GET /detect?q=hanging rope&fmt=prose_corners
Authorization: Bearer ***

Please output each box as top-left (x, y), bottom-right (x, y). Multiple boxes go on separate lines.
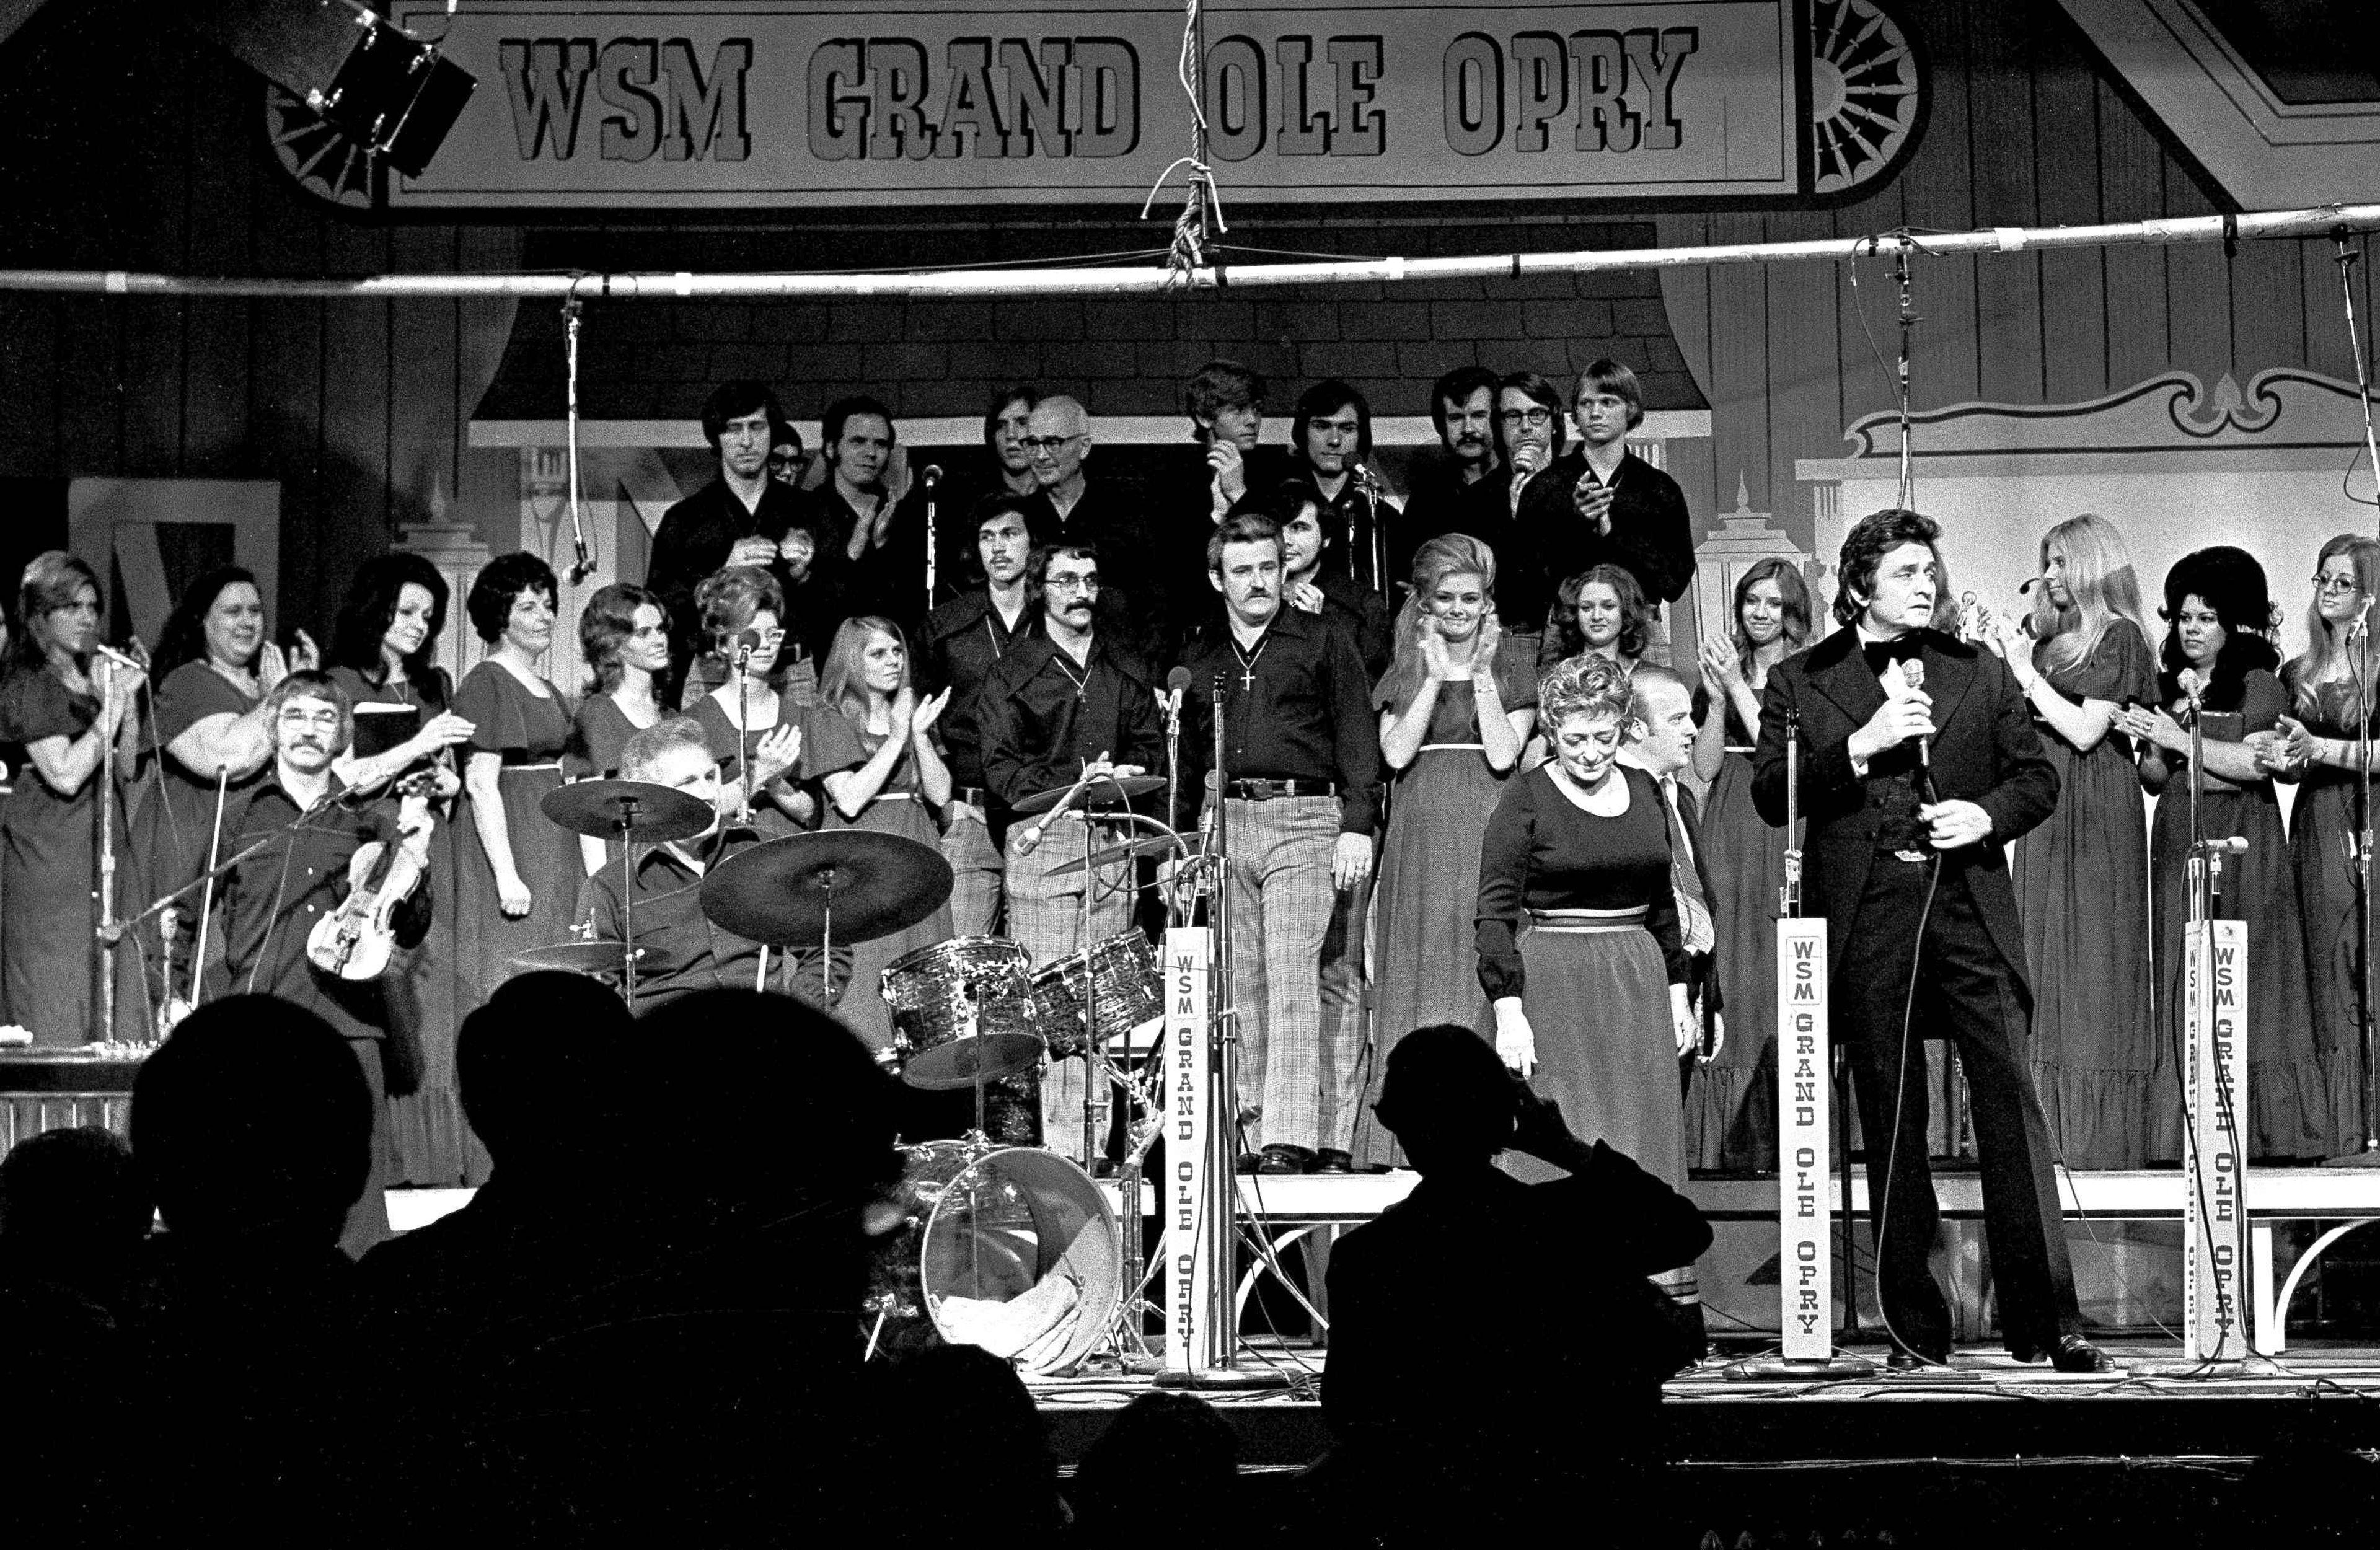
top-left (1139, 0), bottom-right (1226, 288)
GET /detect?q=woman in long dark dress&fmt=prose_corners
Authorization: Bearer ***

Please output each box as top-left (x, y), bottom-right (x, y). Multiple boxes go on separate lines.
top-left (138, 566), bottom-right (315, 1014)
top-left (2114, 547), bottom-right (2337, 1160)
top-left (811, 616), bottom-right (955, 1053)
top-left (2272, 533), bottom-right (2380, 1155)
top-left (687, 566), bottom-right (819, 837)
top-left (1683, 557), bottom-right (1812, 1171)
top-left (1980, 516), bottom-right (2161, 1168)
top-left (327, 553), bottom-right (480, 1184)
top-left (0, 552), bottom-right (146, 1045)
top-left (566, 582), bottom-right (672, 881)
top-left (451, 553), bottom-right (579, 1017)
top-left (1478, 653), bottom-right (1697, 1192)
top-left (1359, 534), bottom-right (1536, 1168)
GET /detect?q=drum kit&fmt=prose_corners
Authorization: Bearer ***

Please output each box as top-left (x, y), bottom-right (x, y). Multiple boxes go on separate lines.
top-left (518, 769), bottom-right (1201, 1376)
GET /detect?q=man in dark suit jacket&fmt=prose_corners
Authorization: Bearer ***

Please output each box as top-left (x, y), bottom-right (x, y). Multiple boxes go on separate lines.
top-left (1750, 508), bottom-right (2110, 1374)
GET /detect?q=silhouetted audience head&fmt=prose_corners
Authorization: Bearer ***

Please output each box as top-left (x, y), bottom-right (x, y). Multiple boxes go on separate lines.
top-left (875, 1344), bottom-right (1060, 1547)
top-left (459, 969), bottom-right (632, 1174)
top-left (1370, 1023), bottom-right (1517, 1171)
top-left (0, 1125), bottom-right (148, 1272)
top-left (1070, 1390), bottom-right (1238, 1533)
top-left (133, 996), bottom-right (371, 1254)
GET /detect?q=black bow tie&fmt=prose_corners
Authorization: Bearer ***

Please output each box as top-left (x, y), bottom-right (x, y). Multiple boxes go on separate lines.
top-left (1862, 636), bottom-right (1924, 675)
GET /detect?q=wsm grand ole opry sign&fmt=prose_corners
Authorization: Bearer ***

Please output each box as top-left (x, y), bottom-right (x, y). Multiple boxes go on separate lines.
top-left (269, 0), bottom-right (1924, 210)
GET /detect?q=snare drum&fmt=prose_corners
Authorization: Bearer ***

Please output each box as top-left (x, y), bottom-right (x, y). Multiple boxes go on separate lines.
top-left (879, 937), bottom-right (1046, 1090)
top-left (1029, 929), bottom-right (1165, 1059)
top-left (863, 1140), bottom-right (1121, 1376)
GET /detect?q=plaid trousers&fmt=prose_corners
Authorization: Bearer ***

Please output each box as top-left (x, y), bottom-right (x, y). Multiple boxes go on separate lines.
top-left (940, 806), bottom-right (1007, 939)
top-left (1005, 814), bottom-right (1134, 1161)
top-left (1223, 795), bottom-right (1360, 1155)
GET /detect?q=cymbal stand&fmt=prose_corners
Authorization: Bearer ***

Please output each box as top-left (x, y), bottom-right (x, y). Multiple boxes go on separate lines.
top-left (612, 795), bottom-right (644, 1008)
top-left (961, 972), bottom-right (996, 1143)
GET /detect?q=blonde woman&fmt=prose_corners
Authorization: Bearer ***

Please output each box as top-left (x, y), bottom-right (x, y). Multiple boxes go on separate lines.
top-left (1358, 534), bottom-right (1537, 1166)
top-left (1683, 557), bottom-right (1812, 1171)
top-left (1978, 514), bottom-right (2159, 1167)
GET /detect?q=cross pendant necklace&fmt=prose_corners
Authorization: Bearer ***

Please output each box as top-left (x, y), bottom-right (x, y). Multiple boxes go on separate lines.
top-left (1052, 650), bottom-right (1090, 700)
top-left (1232, 633), bottom-right (1269, 692)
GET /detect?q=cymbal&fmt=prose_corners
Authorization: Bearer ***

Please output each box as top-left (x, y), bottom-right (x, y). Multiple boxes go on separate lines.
top-left (1045, 831), bottom-right (1208, 878)
top-left (1011, 774), bottom-right (1165, 815)
top-left (700, 830), bottom-right (953, 947)
top-left (510, 940), bottom-right (681, 977)
top-left (540, 779), bottom-right (714, 842)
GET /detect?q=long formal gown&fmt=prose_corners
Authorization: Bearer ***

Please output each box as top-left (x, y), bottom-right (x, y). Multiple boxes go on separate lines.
top-left (811, 711), bottom-right (955, 1054)
top-left (2017, 623), bottom-right (2159, 1168)
top-left (2283, 675), bottom-right (2375, 1152)
top-left (130, 659), bottom-right (266, 1022)
top-left (1357, 638), bottom-right (1536, 1168)
top-left (450, 660), bottom-right (579, 1028)
top-left (563, 693), bottom-right (645, 781)
top-left (329, 663), bottom-right (470, 1184)
top-left (1476, 763), bottom-right (1688, 1188)
top-left (1682, 691), bottom-right (1786, 1173)
top-left (2146, 669), bottom-right (2337, 1160)
top-left (0, 666), bottom-right (139, 1044)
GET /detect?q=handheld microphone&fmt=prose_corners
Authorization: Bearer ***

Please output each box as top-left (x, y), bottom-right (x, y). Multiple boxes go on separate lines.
top-left (93, 643), bottom-right (147, 674)
top-left (2206, 835), bottom-right (2250, 855)
top-left (1899, 658), bottom-right (1930, 768)
top-left (563, 549), bottom-right (595, 587)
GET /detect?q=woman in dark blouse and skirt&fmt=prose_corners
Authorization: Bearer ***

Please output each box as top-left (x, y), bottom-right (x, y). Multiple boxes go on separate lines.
top-left (2115, 547), bottom-right (2338, 1160)
top-left (1478, 654), bottom-right (1698, 1192)
top-left (327, 553), bottom-right (480, 1184)
top-left (0, 552), bottom-right (148, 1044)
top-left (450, 554), bottom-right (580, 1024)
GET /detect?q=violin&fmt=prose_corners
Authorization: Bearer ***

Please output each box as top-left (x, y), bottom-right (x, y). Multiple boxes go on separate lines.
top-left (306, 773), bottom-right (435, 982)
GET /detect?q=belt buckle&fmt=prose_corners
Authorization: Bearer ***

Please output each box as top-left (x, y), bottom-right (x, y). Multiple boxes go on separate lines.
top-left (1893, 848), bottom-right (1929, 864)
top-left (1241, 778), bottom-right (1274, 800)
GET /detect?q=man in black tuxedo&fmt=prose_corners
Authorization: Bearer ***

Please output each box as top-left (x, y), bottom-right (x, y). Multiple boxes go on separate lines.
top-left (1750, 508), bottom-right (2110, 1374)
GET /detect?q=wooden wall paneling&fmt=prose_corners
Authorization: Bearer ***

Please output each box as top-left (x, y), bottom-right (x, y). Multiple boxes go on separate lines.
top-left (2031, 50), bottom-right (2109, 404)
top-left (2159, 159), bottom-right (2234, 390)
top-left (2226, 234), bottom-right (2306, 381)
top-left (1763, 209), bottom-right (1844, 555)
top-left (314, 216), bottom-right (395, 638)
top-left (54, 296), bottom-right (125, 481)
top-left (2096, 77), bottom-right (2172, 394)
top-left (0, 297), bottom-right (61, 478)
top-left (1652, 214), bottom-right (1719, 547)
top-left (1893, 0), bottom-right (1978, 406)
top-left (1705, 212), bottom-right (1773, 516)
top-left (116, 69), bottom-right (187, 481)
top-left (177, 66), bottom-right (257, 476)
top-left (1833, 185), bottom-right (1907, 433)
top-left (1965, 3), bottom-right (2045, 405)
top-left (387, 224), bottom-right (462, 533)
top-left (2296, 239), bottom-right (2361, 382)
top-left (245, 175), bottom-right (327, 633)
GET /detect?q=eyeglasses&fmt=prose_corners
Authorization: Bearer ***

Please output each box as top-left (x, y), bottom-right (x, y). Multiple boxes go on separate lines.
top-left (276, 708), bottom-right (342, 731)
top-left (1497, 407), bottom-right (1554, 428)
top-left (2313, 574), bottom-right (2363, 594)
top-left (1046, 575), bottom-right (1101, 594)
top-left (1021, 435), bottom-right (1081, 454)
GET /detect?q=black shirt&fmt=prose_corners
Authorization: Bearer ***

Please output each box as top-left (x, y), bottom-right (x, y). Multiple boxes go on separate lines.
top-left (219, 774), bottom-right (430, 1041)
top-left (583, 828), bottom-right (773, 1006)
top-left (920, 589), bottom-right (1036, 788)
top-left (974, 632), bottom-right (1165, 815)
top-left (1392, 456), bottom-right (1509, 605)
top-left (1017, 477), bottom-right (1165, 664)
top-left (1178, 605), bottom-right (1383, 835)
top-left (646, 477), bottom-right (818, 656)
top-left (795, 480), bottom-right (930, 636)
top-left (1504, 447), bottom-right (1696, 627)
top-left (1280, 464), bottom-right (1401, 594)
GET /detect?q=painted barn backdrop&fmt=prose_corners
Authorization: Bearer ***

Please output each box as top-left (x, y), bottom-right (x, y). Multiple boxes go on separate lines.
top-left (0, 0), bottom-right (2375, 666)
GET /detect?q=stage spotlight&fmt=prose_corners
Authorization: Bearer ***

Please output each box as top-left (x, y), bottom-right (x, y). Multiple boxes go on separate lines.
top-left (192, 0), bottom-right (475, 177)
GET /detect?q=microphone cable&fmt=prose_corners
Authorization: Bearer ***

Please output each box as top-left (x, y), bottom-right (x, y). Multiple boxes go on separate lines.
top-left (1869, 829), bottom-right (1944, 1370)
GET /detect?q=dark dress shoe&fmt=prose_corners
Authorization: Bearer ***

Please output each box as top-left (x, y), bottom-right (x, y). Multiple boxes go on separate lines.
top-left (1257, 1144), bottom-right (1313, 1174)
top-left (1235, 1152), bottom-right (1264, 1174)
top-left (1311, 1148), bottom-right (1354, 1174)
top-left (2047, 1335), bottom-right (2117, 1374)
top-left (1886, 1345), bottom-right (1949, 1372)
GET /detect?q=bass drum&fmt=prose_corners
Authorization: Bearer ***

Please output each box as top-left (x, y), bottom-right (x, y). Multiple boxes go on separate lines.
top-left (865, 1142), bottom-right (1120, 1376)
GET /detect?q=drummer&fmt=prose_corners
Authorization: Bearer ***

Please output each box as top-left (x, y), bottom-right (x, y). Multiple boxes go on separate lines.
top-left (580, 715), bottom-right (806, 1008)
top-left (975, 542), bottom-right (1164, 1163)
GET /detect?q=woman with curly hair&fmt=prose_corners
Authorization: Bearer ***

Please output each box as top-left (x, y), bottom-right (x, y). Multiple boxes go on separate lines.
top-left (450, 553), bottom-right (578, 1019)
top-left (1477, 653), bottom-right (1696, 1191)
top-left (565, 582), bottom-right (672, 876)
top-left (1356, 534), bottom-right (1537, 1167)
top-left (2114, 547), bottom-right (2335, 1158)
top-left (1541, 564), bottom-right (1649, 676)
top-left (1681, 556), bottom-right (1814, 1171)
top-left (687, 565), bottom-right (826, 835)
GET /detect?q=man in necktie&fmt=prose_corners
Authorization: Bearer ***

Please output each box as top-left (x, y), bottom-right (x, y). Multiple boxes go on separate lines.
top-left (1750, 509), bottom-right (2110, 1375)
top-left (1619, 664), bottom-right (1724, 1065)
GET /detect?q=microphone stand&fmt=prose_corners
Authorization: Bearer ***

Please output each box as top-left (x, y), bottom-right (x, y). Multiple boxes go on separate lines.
top-left (733, 638), bottom-right (756, 822)
top-left (185, 765), bottom-right (231, 1021)
top-left (559, 298), bottom-right (595, 587)
top-left (92, 657), bottom-right (121, 1044)
top-left (1164, 688), bottom-right (1183, 840)
top-left (922, 468), bottom-right (940, 612)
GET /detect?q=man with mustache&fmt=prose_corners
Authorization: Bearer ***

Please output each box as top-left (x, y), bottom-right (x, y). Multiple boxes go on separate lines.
top-left (1015, 395), bottom-right (1163, 664)
top-left (1178, 513), bottom-right (1382, 1175)
top-left (647, 381), bottom-right (811, 698)
top-left (975, 542), bottom-right (1164, 1162)
top-left (216, 669), bottom-right (435, 1257)
top-left (1394, 366), bottom-right (1512, 604)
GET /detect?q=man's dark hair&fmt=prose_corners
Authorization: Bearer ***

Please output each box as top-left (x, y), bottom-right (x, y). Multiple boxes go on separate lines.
top-left (1184, 359), bottom-right (1266, 426)
top-left (1207, 512), bottom-right (1284, 575)
top-left (1028, 542), bottom-right (1099, 593)
top-left (982, 385), bottom-right (1037, 447)
top-left (973, 491), bottom-right (1036, 537)
top-left (1834, 508), bottom-right (1944, 628)
top-left (1493, 371), bottom-right (1569, 460)
top-left (700, 379), bottom-right (787, 452)
top-left (1292, 378), bottom-right (1373, 464)
top-left (1576, 358), bottom-right (1647, 431)
top-left (1429, 364), bottom-right (1501, 443)
top-left (459, 971), bottom-right (632, 1171)
top-left (0, 1125), bottom-right (148, 1251)
top-left (822, 394), bottom-right (896, 449)
top-left (1370, 1023), bottom-right (1517, 1163)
